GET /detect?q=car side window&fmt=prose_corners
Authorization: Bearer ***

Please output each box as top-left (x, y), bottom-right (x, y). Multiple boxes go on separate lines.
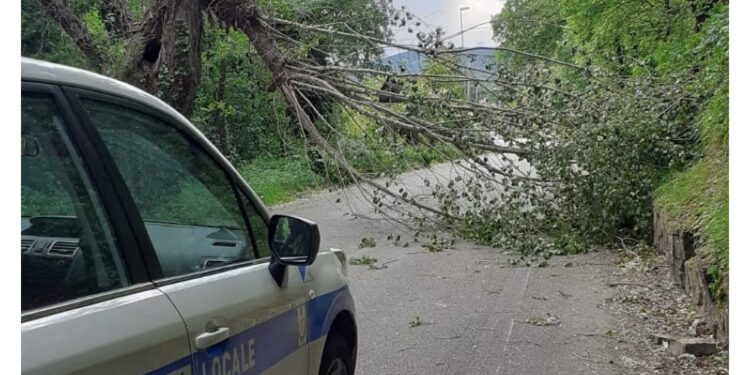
top-left (240, 192), bottom-right (271, 258)
top-left (80, 99), bottom-right (263, 278)
top-left (21, 94), bottom-right (130, 312)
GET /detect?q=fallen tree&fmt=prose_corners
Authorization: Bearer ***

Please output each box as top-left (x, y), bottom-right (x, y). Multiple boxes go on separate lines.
top-left (35, 0), bottom-right (707, 257)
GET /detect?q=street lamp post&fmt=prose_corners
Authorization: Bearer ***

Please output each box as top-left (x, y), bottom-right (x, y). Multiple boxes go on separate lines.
top-left (459, 6), bottom-right (469, 49)
top-left (459, 6), bottom-right (470, 101)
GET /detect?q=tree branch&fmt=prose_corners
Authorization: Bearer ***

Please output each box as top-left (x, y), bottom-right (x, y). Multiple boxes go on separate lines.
top-left (37, 0), bottom-right (107, 69)
top-left (268, 16), bottom-right (582, 70)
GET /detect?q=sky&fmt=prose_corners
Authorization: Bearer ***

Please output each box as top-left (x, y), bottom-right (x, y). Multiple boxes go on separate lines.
top-left (385, 0), bottom-right (506, 55)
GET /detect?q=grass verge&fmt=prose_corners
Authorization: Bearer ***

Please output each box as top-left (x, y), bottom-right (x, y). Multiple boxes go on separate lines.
top-left (654, 87), bottom-right (728, 302)
top-left (237, 155), bottom-right (322, 206)
top-left (655, 157), bottom-right (728, 301)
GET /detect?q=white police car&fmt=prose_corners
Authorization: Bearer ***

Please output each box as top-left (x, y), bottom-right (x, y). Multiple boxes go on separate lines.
top-left (21, 57), bottom-right (357, 375)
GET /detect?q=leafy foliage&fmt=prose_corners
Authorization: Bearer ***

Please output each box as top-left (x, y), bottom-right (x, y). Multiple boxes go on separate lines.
top-left (315, 103), bottom-right (460, 185)
top-left (191, 25), bottom-right (290, 162)
top-left (358, 237), bottom-right (376, 248)
top-left (348, 255), bottom-right (377, 266)
top-left (284, 0), bottom-right (391, 66)
top-left (559, 0), bottom-right (700, 75)
top-left (654, 3), bottom-right (728, 301)
top-left (21, 0), bottom-right (91, 69)
top-left (484, 0), bottom-right (728, 299)
top-left (492, 0), bottom-right (564, 61)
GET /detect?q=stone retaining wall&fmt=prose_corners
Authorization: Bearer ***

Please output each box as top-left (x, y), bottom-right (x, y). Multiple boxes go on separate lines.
top-left (652, 207), bottom-right (728, 344)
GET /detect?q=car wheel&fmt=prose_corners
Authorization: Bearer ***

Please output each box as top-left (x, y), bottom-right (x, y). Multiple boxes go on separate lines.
top-left (319, 332), bottom-right (352, 375)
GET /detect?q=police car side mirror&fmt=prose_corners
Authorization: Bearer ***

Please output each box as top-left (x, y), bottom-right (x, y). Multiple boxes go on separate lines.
top-left (268, 215), bottom-right (320, 266)
top-left (267, 215), bottom-right (320, 287)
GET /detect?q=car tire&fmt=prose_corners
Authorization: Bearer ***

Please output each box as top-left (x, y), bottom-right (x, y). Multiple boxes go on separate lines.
top-left (318, 332), bottom-right (353, 375)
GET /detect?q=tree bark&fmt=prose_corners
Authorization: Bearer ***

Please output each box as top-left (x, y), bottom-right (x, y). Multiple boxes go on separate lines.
top-left (99, 0), bottom-right (133, 39)
top-left (157, 0), bottom-right (204, 114)
top-left (209, 0), bottom-right (287, 84)
top-left (121, 0), bottom-right (205, 115)
top-left (37, 0), bottom-right (107, 70)
top-left (38, 0), bottom-right (205, 116)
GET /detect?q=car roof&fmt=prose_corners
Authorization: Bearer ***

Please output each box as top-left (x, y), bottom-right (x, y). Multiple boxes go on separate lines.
top-left (21, 57), bottom-right (189, 129)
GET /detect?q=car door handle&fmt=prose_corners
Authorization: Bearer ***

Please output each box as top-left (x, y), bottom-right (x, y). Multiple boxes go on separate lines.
top-left (195, 327), bottom-right (231, 349)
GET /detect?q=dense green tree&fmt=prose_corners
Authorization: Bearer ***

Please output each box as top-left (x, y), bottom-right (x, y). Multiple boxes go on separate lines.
top-left (190, 25), bottom-right (290, 162)
top-left (21, 0), bottom-right (91, 69)
top-left (22, 0), bottom-right (390, 163)
top-left (491, 0), bottom-right (564, 63)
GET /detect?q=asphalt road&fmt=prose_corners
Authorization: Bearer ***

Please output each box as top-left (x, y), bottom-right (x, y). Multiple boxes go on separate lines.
top-left (277, 161), bottom-right (629, 375)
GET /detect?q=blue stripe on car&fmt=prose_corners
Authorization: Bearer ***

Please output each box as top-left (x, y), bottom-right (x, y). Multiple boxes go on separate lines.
top-left (146, 285), bottom-right (350, 375)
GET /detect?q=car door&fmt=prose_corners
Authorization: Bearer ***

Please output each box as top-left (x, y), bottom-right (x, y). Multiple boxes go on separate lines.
top-left (21, 83), bottom-right (192, 375)
top-left (67, 90), bottom-right (313, 375)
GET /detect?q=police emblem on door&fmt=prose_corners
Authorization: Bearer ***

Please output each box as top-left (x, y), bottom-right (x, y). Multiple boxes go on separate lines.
top-left (297, 305), bottom-right (308, 347)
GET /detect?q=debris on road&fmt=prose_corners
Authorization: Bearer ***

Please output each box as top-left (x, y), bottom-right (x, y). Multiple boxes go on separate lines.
top-left (367, 258), bottom-right (398, 270)
top-left (422, 236), bottom-right (454, 252)
top-left (678, 353), bottom-right (697, 362)
top-left (689, 318), bottom-right (710, 337)
top-left (651, 333), bottom-right (718, 356)
top-left (603, 249), bottom-right (728, 373)
top-left (524, 313), bottom-right (560, 326)
top-left (606, 281), bottom-right (649, 288)
top-left (359, 237), bottom-right (377, 248)
top-left (621, 355), bottom-right (648, 369)
top-left (349, 256), bottom-right (377, 266)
